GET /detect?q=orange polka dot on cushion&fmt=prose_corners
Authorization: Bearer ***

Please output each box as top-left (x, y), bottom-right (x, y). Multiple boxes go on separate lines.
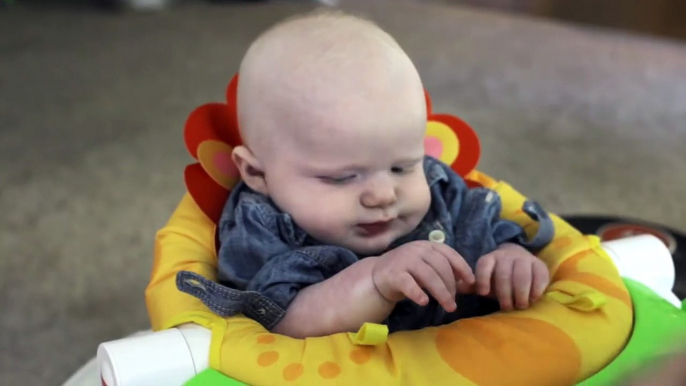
top-left (256, 334), bottom-right (275, 344)
top-left (257, 351), bottom-right (279, 367)
top-left (318, 362), bottom-right (341, 379)
top-left (282, 363), bottom-right (304, 382)
top-left (349, 347), bottom-right (373, 365)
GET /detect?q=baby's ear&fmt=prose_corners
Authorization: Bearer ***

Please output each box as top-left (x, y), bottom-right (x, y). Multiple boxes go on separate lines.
top-left (231, 145), bottom-right (269, 195)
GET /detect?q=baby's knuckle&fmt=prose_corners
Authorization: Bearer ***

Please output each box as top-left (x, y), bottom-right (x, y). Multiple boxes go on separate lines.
top-left (423, 252), bottom-right (440, 263)
top-left (495, 250), bottom-right (511, 259)
top-left (478, 254), bottom-right (493, 266)
top-left (409, 258), bottom-right (425, 269)
top-left (408, 241), bottom-right (428, 250)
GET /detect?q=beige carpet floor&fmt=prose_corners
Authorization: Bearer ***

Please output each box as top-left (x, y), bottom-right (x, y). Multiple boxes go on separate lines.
top-left (1, 0), bottom-right (685, 383)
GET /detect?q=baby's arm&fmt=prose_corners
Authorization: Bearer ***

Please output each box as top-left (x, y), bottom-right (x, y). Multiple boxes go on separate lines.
top-left (176, 244), bottom-right (390, 338)
top-left (271, 255), bottom-right (392, 338)
top-left (176, 187), bottom-right (476, 338)
top-left (274, 241), bottom-right (474, 338)
top-left (178, 196), bottom-right (395, 338)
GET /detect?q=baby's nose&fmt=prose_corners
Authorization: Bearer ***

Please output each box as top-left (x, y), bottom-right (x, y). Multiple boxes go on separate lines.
top-left (360, 186), bottom-right (397, 208)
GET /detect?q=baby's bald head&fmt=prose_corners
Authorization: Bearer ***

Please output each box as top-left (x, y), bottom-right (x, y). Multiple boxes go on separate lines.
top-left (236, 10), bottom-right (425, 160)
top-left (230, 10), bottom-right (431, 252)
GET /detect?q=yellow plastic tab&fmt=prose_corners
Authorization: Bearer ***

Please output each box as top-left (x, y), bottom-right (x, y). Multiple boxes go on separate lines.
top-left (546, 290), bottom-right (608, 312)
top-left (348, 323), bottom-right (389, 346)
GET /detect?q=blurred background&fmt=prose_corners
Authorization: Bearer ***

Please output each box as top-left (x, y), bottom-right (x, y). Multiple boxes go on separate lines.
top-left (1, 0), bottom-right (685, 384)
top-left (439, 0), bottom-right (686, 40)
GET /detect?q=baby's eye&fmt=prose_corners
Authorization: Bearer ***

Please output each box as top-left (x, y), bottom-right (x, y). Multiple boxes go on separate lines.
top-left (319, 175), bottom-right (356, 185)
top-left (391, 166), bottom-right (413, 174)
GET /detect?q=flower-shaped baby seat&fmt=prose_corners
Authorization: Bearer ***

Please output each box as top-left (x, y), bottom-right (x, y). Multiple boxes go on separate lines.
top-left (145, 75), bottom-right (682, 386)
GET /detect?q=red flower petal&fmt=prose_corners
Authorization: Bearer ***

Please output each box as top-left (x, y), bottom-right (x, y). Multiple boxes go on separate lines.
top-left (184, 163), bottom-right (230, 224)
top-left (224, 74), bottom-right (241, 145)
top-left (226, 74), bottom-right (239, 115)
top-left (424, 89), bottom-right (432, 116)
top-left (429, 113), bottom-right (481, 177)
top-left (184, 103), bottom-right (237, 159)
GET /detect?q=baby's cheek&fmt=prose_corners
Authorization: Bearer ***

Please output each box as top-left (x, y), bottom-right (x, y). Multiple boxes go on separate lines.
top-left (294, 194), bottom-right (353, 239)
top-left (403, 176), bottom-right (431, 215)
top-left (316, 197), bottom-right (356, 229)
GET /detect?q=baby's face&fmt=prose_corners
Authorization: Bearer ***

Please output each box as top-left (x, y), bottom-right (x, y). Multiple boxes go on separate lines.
top-left (261, 87), bottom-right (430, 256)
top-left (236, 12), bottom-right (432, 255)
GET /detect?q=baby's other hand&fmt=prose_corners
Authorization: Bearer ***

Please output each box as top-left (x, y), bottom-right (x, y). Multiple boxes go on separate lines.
top-left (371, 241), bottom-right (475, 313)
top-left (474, 243), bottom-right (549, 311)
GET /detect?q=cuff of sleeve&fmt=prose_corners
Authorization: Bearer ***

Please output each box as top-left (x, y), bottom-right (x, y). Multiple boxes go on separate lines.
top-left (176, 271), bottom-right (286, 330)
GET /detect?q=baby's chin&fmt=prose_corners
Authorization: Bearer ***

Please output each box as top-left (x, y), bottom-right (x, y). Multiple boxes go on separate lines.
top-left (342, 237), bottom-right (395, 257)
top-left (342, 223), bottom-right (419, 257)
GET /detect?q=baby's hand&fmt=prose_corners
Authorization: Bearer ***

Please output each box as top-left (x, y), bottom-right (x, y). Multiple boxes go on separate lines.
top-left (371, 241), bottom-right (475, 312)
top-left (474, 243), bottom-right (549, 311)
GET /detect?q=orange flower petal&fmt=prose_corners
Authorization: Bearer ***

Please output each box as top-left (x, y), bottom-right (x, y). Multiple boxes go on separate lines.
top-left (465, 179), bottom-right (484, 189)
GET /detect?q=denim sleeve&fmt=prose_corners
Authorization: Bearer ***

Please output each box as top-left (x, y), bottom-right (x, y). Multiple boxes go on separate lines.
top-left (245, 246), bottom-right (359, 313)
top-left (427, 157), bottom-right (554, 258)
top-left (176, 194), bottom-right (359, 330)
top-left (177, 246), bottom-right (359, 330)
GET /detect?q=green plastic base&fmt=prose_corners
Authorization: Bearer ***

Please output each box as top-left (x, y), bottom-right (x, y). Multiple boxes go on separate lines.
top-left (184, 369), bottom-right (248, 386)
top-left (578, 278), bottom-right (686, 385)
top-left (185, 278), bottom-right (686, 386)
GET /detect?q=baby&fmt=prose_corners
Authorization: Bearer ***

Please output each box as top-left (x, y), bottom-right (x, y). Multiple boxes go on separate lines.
top-left (177, 10), bottom-right (555, 339)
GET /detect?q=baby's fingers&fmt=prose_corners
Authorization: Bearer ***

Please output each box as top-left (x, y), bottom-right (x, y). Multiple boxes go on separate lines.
top-left (431, 243), bottom-right (475, 285)
top-left (475, 254), bottom-right (496, 296)
top-left (409, 263), bottom-right (457, 312)
top-left (422, 252), bottom-right (457, 299)
top-left (531, 260), bottom-right (550, 301)
top-left (395, 272), bottom-right (428, 306)
top-left (513, 261), bottom-right (533, 309)
top-left (495, 258), bottom-right (515, 311)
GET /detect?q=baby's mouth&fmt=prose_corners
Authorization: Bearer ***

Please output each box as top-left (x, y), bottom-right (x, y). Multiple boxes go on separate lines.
top-left (357, 220), bottom-right (393, 237)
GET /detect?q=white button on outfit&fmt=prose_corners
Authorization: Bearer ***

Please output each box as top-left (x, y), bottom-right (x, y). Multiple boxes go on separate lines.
top-left (429, 230), bottom-right (446, 244)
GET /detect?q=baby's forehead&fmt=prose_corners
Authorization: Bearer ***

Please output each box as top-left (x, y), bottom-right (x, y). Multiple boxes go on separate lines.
top-left (241, 13), bottom-right (406, 87)
top-left (275, 100), bottom-right (425, 153)
top-left (237, 11), bottom-right (424, 157)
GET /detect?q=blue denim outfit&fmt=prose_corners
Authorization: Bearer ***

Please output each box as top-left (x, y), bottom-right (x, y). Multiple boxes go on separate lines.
top-left (177, 156), bottom-right (554, 332)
